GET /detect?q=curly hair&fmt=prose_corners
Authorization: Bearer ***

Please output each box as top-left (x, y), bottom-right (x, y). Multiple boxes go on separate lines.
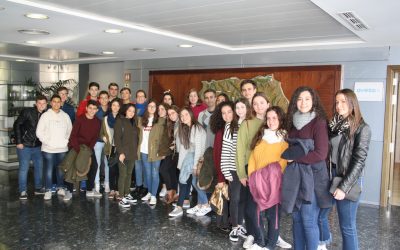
top-left (210, 101), bottom-right (238, 135)
top-left (286, 86), bottom-right (327, 131)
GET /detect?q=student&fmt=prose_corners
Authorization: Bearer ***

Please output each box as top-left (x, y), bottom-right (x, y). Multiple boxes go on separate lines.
top-left (169, 107), bottom-right (208, 217)
top-left (240, 79), bottom-right (257, 104)
top-left (162, 92), bottom-right (174, 106)
top-left (108, 82), bottom-right (119, 101)
top-left (157, 102), bottom-right (170, 198)
top-left (329, 89), bottom-right (371, 250)
top-left (235, 98), bottom-right (252, 125)
top-left (36, 95), bottom-right (72, 201)
top-left (216, 93), bottom-right (229, 105)
top-left (187, 88), bottom-right (206, 119)
top-left (135, 90), bottom-right (147, 117)
top-left (13, 95), bottom-right (47, 200)
top-left (76, 82), bottom-right (99, 117)
top-left (114, 103), bottom-right (139, 207)
top-left (198, 89), bottom-right (217, 148)
top-left (57, 87), bottom-right (75, 123)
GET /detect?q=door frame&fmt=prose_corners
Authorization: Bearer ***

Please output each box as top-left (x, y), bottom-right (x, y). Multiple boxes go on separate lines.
top-left (380, 65), bottom-right (400, 206)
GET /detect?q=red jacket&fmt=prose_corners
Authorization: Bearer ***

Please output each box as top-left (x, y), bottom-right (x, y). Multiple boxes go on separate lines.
top-left (191, 103), bottom-right (207, 120)
top-left (213, 129), bottom-right (225, 183)
top-left (76, 95), bottom-right (99, 118)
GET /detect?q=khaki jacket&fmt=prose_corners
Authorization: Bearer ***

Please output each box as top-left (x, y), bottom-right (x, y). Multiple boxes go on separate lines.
top-left (137, 117), bottom-right (165, 162)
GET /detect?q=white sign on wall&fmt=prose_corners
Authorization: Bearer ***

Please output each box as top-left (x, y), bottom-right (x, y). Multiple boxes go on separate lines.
top-left (354, 82), bottom-right (384, 102)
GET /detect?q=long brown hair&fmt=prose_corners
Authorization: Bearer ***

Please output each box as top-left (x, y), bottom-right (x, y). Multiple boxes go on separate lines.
top-left (335, 89), bottom-right (363, 136)
top-left (251, 92), bottom-right (270, 117)
top-left (141, 99), bottom-right (159, 127)
top-left (186, 88), bottom-right (203, 106)
top-left (250, 106), bottom-right (287, 150)
top-left (167, 105), bottom-right (180, 138)
top-left (178, 107), bottom-right (203, 149)
top-left (235, 97), bottom-right (253, 121)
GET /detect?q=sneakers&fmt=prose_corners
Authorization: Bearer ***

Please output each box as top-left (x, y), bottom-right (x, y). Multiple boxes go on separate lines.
top-left (119, 200), bottom-right (130, 208)
top-left (141, 192), bottom-right (151, 201)
top-left (159, 186), bottom-right (167, 197)
top-left (63, 191), bottom-right (72, 201)
top-left (92, 191), bottom-right (102, 198)
top-left (238, 225), bottom-right (247, 238)
top-left (195, 206), bottom-right (212, 217)
top-left (229, 227), bottom-right (239, 242)
top-left (243, 235), bottom-right (255, 249)
top-left (149, 196), bottom-right (157, 205)
top-left (57, 188), bottom-right (65, 196)
top-left (169, 207), bottom-right (183, 217)
top-left (44, 191), bottom-right (52, 200)
top-left (95, 184), bottom-right (100, 193)
top-left (51, 184), bottom-right (57, 193)
top-left (249, 243), bottom-right (268, 250)
top-left (34, 188), bottom-right (45, 195)
top-left (276, 236), bottom-right (292, 249)
top-left (123, 194), bottom-right (137, 204)
top-left (104, 183), bottom-right (110, 193)
top-left (317, 244), bottom-right (328, 250)
top-left (173, 201), bottom-right (190, 209)
top-left (19, 191), bottom-right (28, 200)
top-left (186, 204), bottom-right (201, 215)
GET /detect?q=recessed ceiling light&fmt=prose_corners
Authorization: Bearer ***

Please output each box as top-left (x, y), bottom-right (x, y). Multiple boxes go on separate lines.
top-left (16, 59), bottom-right (26, 62)
top-left (25, 40), bottom-right (40, 45)
top-left (102, 51), bottom-right (115, 55)
top-left (132, 48), bottom-right (156, 52)
top-left (24, 13), bottom-right (49, 19)
top-left (178, 44), bottom-right (193, 48)
top-left (18, 29), bottom-right (50, 35)
top-left (104, 29), bottom-right (123, 34)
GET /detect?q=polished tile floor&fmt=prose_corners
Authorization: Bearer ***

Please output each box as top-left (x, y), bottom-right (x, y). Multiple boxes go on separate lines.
top-left (0, 183), bottom-right (399, 249)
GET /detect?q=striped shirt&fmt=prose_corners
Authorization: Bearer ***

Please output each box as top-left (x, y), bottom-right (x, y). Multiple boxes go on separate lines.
top-left (220, 122), bottom-right (238, 179)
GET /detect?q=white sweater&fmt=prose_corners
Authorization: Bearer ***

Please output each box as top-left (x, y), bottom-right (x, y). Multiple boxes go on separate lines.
top-left (36, 109), bottom-right (72, 153)
top-left (176, 125), bottom-right (206, 170)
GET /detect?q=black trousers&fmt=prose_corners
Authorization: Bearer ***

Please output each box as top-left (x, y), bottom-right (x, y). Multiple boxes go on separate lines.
top-left (229, 171), bottom-right (246, 227)
top-left (159, 153), bottom-right (179, 190)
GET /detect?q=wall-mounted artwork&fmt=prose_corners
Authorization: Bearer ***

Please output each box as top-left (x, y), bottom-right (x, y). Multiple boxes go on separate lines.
top-left (37, 79), bottom-right (79, 107)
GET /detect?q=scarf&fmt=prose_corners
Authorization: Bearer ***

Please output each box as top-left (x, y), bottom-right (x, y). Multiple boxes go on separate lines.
top-left (293, 111), bottom-right (316, 130)
top-left (329, 113), bottom-right (350, 136)
top-left (262, 129), bottom-right (285, 144)
top-left (107, 113), bottom-right (117, 128)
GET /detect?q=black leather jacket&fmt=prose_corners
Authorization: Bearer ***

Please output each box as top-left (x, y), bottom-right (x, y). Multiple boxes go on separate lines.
top-left (13, 107), bottom-right (44, 147)
top-left (332, 121), bottom-right (371, 193)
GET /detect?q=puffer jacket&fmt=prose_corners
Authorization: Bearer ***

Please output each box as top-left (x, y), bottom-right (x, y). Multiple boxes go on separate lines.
top-left (13, 107), bottom-right (44, 147)
top-left (332, 121), bottom-right (371, 193)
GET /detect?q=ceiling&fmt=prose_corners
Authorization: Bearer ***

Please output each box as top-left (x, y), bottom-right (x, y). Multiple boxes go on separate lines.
top-left (0, 0), bottom-right (398, 63)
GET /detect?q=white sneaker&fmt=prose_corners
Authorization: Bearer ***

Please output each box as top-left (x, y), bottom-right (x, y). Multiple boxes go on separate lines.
top-left (149, 196), bottom-right (157, 205)
top-left (92, 191), bottom-right (102, 198)
top-left (249, 243), bottom-right (268, 250)
top-left (276, 236), bottom-right (292, 249)
top-left (104, 183), bottom-right (110, 193)
top-left (119, 200), bottom-right (130, 208)
top-left (86, 190), bottom-right (94, 197)
top-left (141, 192), bottom-right (151, 201)
top-left (243, 235), bottom-right (255, 249)
top-left (123, 194), bottom-right (137, 204)
top-left (186, 204), bottom-right (201, 214)
top-left (195, 206), bottom-right (212, 217)
top-left (159, 186), bottom-right (167, 197)
top-left (57, 188), bottom-right (65, 196)
top-left (44, 191), bottom-right (52, 200)
top-left (317, 244), bottom-right (328, 250)
top-left (168, 207), bottom-right (183, 217)
top-left (63, 191), bottom-right (72, 201)
top-left (238, 225), bottom-right (247, 238)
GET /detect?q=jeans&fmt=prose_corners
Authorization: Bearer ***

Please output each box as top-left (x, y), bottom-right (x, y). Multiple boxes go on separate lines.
top-left (43, 151), bottom-right (66, 191)
top-left (135, 159), bottom-right (146, 188)
top-left (244, 186), bottom-right (265, 246)
top-left (229, 171), bottom-right (246, 227)
top-left (17, 146), bottom-right (43, 192)
top-left (292, 192), bottom-right (320, 250)
top-left (94, 142), bottom-right (106, 188)
top-left (318, 207), bottom-right (332, 244)
top-left (87, 153), bottom-right (98, 191)
top-left (262, 204), bottom-right (280, 249)
top-left (141, 153), bottom-right (161, 196)
top-left (191, 175), bottom-right (208, 204)
top-left (118, 160), bottom-right (134, 196)
top-left (177, 175), bottom-right (192, 207)
top-left (336, 196), bottom-right (360, 250)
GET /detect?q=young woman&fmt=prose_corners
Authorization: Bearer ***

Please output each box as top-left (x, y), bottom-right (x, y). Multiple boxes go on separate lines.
top-left (285, 86), bottom-right (332, 250)
top-left (157, 102), bottom-right (170, 198)
top-left (235, 98), bottom-right (252, 125)
top-left (187, 88), bottom-right (206, 119)
top-left (138, 100), bottom-right (164, 205)
top-left (100, 98), bottom-right (121, 199)
top-left (169, 107), bottom-right (207, 217)
top-left (159, 105), bottom-right (180, 203)
top-left (162, 92), bottom-right (174, 106)
top-left (114, 103), bottom-right (139, 207)
top-left (329, 89), bottom-right (371, 250)
top-left (248, 106), bottom-right (288, 249)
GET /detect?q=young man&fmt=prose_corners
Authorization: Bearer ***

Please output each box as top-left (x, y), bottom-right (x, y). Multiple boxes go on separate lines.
top-left (36, 95), bottom-right (72, 200)
top-left (65, 100), bottom-right (101, 200)
top-left (13, 95), bottom-right (47, 200)
top-left (108, 82), bottom-right (119, 101)
top-left (198, 89), bottom-right (217, 148)
top-left (76, 82), bottom-right (99, 117)
top-left (135, 89), bottom-right (147, 117)
top-left (57, 87), bottom-right (75, 123)
top-left (240, 79), bottom-right (257, 104)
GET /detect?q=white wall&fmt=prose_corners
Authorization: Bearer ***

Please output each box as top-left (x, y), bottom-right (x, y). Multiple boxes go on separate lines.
top-left (88, 62), bottom-right (124, 91)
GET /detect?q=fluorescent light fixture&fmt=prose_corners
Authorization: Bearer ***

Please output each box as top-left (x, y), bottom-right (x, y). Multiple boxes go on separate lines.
top-left (102, 51), bottom-right (115, 55)
top-left (25, 40), bottom-right (40, 44)
top-left (16, 59), bottom-right (26, 62)
top-left (104, 29), bottom-right (123, 34)
top-left (24, 13), bottom-right (49, 19)
top-left (18, 29), bottom-right (50, 35)
top-left (132, 48), bottom-right (156, 52)
top-left (8, 0), bottom-right (365, 51)
top-left (178, 44), bottom-right (194, 48)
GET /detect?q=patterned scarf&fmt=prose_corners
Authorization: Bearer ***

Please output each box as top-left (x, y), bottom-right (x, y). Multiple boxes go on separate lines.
top-left (329, 113), bottom-right (350, 136)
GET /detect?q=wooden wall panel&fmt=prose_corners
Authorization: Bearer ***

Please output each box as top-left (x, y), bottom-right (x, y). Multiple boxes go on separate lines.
top-left (149, 65), bottom-right (341, 117)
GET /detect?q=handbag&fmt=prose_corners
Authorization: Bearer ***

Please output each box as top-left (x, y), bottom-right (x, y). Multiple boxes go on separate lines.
top-left (329, 177), bottom-right (361, 201)
top-left (107, 146), bottom-right (119, 168)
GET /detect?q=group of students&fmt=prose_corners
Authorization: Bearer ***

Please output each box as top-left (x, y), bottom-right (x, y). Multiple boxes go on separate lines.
top-left (14, 79), bottom-right (371, 250)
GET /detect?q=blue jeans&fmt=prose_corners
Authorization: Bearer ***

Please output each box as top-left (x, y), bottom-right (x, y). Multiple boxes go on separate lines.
top-left (141, 153), bottom-right (161, 196)
top-left (135, 159), bottom-right (146, 188)
top-left (94, 142), bottom-right (106, 187)
top-left (336, 197), bottom-right (360, 250)
top-left (292, 192), bottom-right (320, 250)
top-left (318, 207), bottom-right (332, 245)
top-left (191, 175), bottom-right (208, 205)
top-left (43, 151), bottom-right (66, 191)
top-left (17, 146), bottom-right (43, 192)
